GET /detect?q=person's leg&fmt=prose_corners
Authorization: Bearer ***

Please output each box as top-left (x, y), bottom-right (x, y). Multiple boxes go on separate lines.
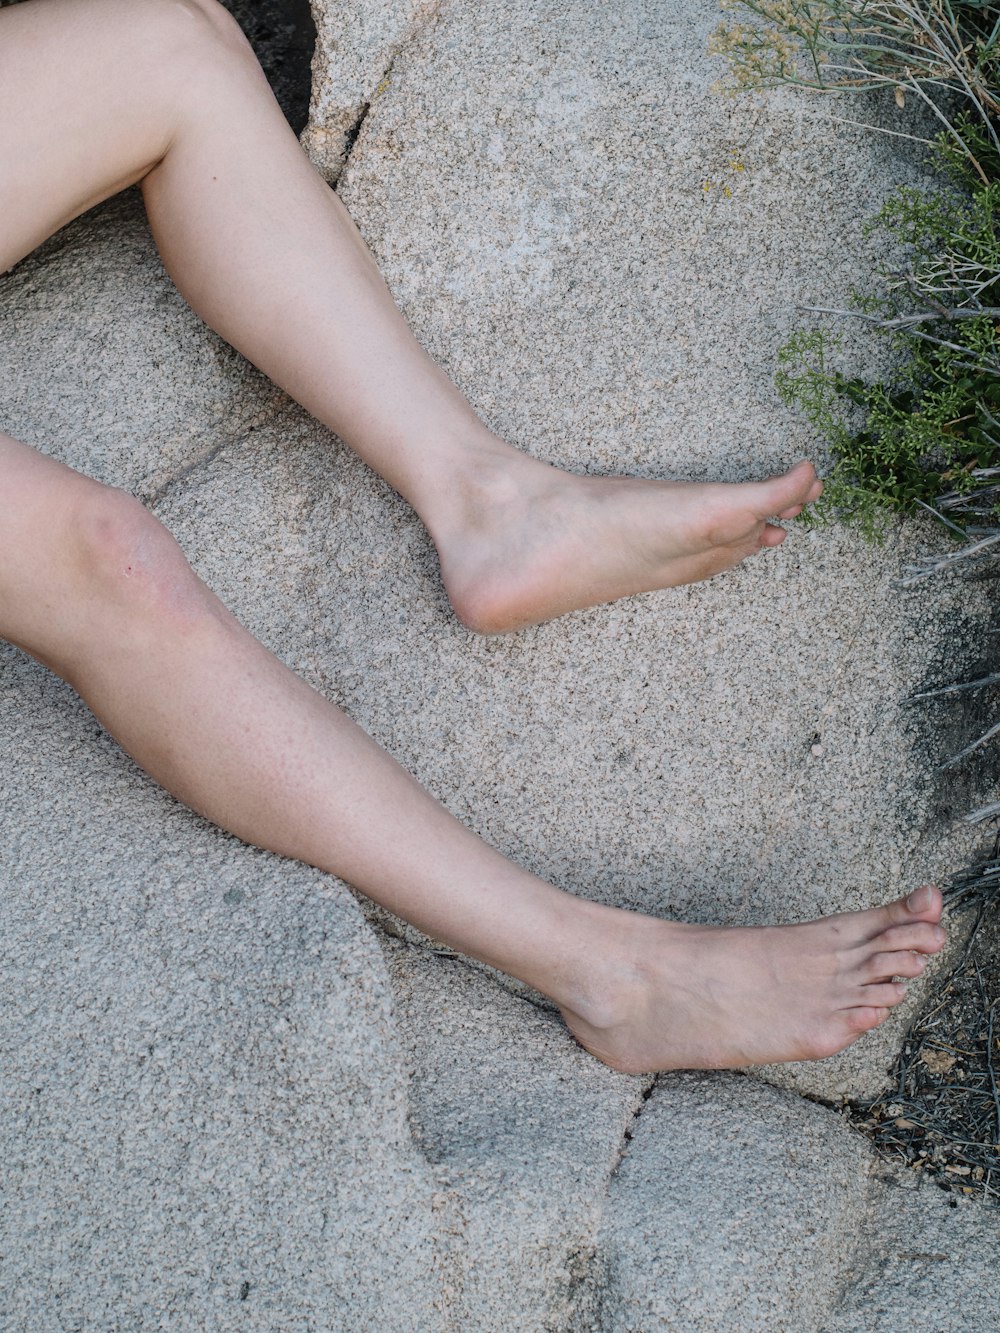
top-left (0, 430), bottom-right (945, 1071)
top-left (0, 1), bottom-right (945, 1071)
top-left (0, 0), bottom-right (822, 635)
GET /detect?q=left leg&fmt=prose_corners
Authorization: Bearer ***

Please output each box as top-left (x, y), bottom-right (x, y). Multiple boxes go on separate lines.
top-left (1, 0), bottom-right (822, 634)
top-left (139, 1), bottom-right (825, 632)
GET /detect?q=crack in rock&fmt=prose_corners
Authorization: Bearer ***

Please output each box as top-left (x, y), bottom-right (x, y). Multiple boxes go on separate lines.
top-left (341, 98), bottom-right (373, 165)
top-left (302, 0), bottom-right (441, 182)
top-left (609, 1075), bottom-right (657, 1179)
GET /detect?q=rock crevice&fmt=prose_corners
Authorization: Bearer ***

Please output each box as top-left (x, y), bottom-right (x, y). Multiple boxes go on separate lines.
top-left (302, 0), bottom-right (441, 181)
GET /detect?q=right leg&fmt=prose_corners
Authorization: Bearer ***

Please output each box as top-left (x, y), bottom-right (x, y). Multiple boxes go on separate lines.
top-left (0, 432), bottom-right (946, 1072)
top-left (0, 0), bottom-right (824, 635)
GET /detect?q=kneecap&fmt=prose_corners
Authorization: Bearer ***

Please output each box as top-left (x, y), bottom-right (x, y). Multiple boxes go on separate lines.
top-left (71, 487), bottom-right (206, 625)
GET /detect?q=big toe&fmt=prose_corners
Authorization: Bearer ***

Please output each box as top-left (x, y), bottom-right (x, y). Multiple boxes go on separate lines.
top-left (878, 884), bottom-right (944, 932)
top-left (755, 460), bottom-right (822, 517)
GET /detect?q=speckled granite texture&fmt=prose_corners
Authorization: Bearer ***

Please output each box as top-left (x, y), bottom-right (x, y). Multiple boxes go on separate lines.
top-left (2, 0), bottom-right (997, 1327)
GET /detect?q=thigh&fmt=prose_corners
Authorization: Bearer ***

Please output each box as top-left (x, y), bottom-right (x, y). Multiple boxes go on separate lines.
top-left (0, 0), bottom-right (218, 273)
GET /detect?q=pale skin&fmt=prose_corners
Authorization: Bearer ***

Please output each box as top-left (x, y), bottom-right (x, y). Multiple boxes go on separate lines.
top-left (0, 0), bottom-right (946, 1075)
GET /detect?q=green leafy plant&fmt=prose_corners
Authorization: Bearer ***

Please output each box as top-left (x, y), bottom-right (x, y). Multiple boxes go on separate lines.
top-left (775, 147), bottom-right (1000, 553)
top-left (710, 8), bottom-right (1000, 555)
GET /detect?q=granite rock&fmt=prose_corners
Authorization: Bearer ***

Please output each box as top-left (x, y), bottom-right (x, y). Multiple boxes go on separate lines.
top-left (2, 0), bottom-right (996, 1325)
top-left (327, 0), bottom-right (993, 1100)
top-left (590, 1072), bottom-right (872, 1331)
top-left (301, 0), bottom-right (440, 180)
top-left (0, 644), bottom-right (445, 1331)
top-left (824, 1165), bottom-right (1000, 1332)
top-left (381, 935), bottom-right (645, 1330)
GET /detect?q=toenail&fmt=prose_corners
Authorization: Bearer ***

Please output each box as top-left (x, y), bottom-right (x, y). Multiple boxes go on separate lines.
top-left (933, 926), bottom-right (946, 945)
top-left (907, 885), bottom-right (932, 912)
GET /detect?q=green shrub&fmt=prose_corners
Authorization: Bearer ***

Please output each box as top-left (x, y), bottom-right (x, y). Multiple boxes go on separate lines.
top-left (711, 5), bottom-right (1000, 546)
top-left (775, 144), bottom-right (1000, 541)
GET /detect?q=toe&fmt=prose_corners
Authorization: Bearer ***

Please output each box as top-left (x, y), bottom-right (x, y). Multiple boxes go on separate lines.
top-left (903, 883), bottom-right (944, 922)
top-left (755, 460), bottom-right (820, 517)
top-left (863, 950), bottom-right (927, 982)
top-left (856, 981), bottom-right (909, 1008)
top-left (872, 885), bottom-right (944, 932)
top-left (868, 920), bottom-right (946, 955)
top-left (759, 523), bottom-right (787, 548)
top-left (846, 1005), bottom-right (891, 1035)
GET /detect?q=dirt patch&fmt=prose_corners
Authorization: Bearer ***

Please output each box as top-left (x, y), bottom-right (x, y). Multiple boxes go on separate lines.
top-left (850, 867), bottom-right (1000, 1205)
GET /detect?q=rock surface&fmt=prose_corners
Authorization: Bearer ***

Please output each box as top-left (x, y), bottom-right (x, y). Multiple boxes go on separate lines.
top-left (2, 0), bottom-right (997, 1327)
top-left (330, 0), bottom-right (992, 1100)
top-left (823, 1164), bottom-right (1000, 1332)
top-left (591, 1073), bottom-right (872, 1332)
top-left (301, 0), bottom-right (440, 179)
top-left (381, 935), bottom-right (644, 1329)
top-left (0, 643), bottom-right (446, 1331)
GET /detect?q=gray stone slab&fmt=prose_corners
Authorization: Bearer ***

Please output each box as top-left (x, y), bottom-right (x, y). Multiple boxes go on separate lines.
top-left (302, 0), bottom-right (439, 180)
top-left (0, 190), bottom-right (279, 500)
top-left (589, 1072), bottom-right (873, 1331)
top-left (3, 0), bottom-right (997, 1325)
top-left (824, 1166), bottom-right (1000, 1332)
top-left (381, 934), bottom-right (647, 1330)
top-left (327, 0), bottom-right (994, 1098)
top-left (156, 421), bottom-right (905, 1329)
top-left (0, 646), bottom-right (446, 1331)
top-left (140, 419), bottom-right (654, 1331)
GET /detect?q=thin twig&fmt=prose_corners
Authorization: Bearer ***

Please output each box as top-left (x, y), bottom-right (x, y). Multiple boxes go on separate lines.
top-left (908, 671), bottom-right (1000, 701)
top-left (986, 996), bottom-right (1000, 1147)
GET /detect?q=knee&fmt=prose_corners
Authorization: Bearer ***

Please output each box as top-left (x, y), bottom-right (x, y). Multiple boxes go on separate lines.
top-left (165, 0), bottom-right (254, 54)
top-left (69, 485), bottom-right (207, 631)
top-left (137, 0), bottom-right (259, 83)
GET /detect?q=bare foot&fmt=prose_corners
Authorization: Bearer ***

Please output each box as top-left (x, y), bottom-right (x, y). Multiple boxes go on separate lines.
top-left (560, 885), bottom-right (946, 1074)
top-left (435, 454), bottom-right (823, 633)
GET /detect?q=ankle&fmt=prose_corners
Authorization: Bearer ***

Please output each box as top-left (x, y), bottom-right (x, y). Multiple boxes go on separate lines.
top-left (427, 443), bottom-right (558, 633)
top-left (549, 899), bottom-right (656, 1032)
top-left (424, 435), bottom-right (539, 535)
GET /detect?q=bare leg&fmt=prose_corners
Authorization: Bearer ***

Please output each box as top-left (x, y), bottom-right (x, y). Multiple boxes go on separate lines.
top-left (0, 433), bottom-right (944, 1072)
top-left (0, 1), bottom-right (944, 1072)
top-left (0, 0), bottom-right (823, 636)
